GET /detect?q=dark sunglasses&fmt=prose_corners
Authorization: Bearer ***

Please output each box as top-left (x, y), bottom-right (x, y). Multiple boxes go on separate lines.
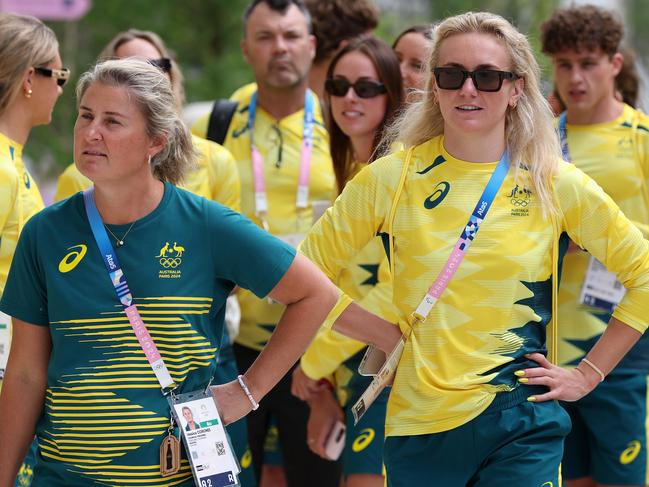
top-left (325, 78), bottom-right (387, 99)
top-left (148, 58), bottom-right (172, 73)
top-left (34, 66), bottom-right (70, 87)
top-left (433, 67), bottom-right (519, 92)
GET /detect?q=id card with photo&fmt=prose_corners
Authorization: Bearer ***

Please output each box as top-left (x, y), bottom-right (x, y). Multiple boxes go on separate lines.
top-left (169, 390), bottom-right (240, 487)
top-left (579, 256), bottom-right (626, 313)
top-left (0, 311), bottom-right (11, 380)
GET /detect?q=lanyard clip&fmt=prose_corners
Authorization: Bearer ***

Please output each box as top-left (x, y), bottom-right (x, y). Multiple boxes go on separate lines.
top-left (162, 385), bottom-right (178, 400)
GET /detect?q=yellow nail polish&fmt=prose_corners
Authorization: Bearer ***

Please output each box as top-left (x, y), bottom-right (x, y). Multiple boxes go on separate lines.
top-left (518, 378), bottom-right (528, 383)
top-left (527, 396), bottom-right (536, 402)
top-left (514, 370), bottom-right (525, 377)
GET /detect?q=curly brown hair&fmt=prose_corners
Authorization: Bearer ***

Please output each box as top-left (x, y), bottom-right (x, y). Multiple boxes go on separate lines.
top-left (304, 0), bottom-right (379, 63)
top-left (540, 4), bottom-right (623, 56)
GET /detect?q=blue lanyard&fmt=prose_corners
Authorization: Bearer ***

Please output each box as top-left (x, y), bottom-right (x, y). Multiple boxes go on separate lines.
top-left (83, 188), bottom-right (175, 391)
top-left (558, 111), bottom-right (570, 161)
top-left (413, 151), bottom-right (510, 321)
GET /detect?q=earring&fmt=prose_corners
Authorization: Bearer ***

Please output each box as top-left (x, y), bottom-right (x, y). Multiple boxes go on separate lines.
top-left (25, 89), bottom-right (33, 99)
top-left (148, 155), bottom-right (152, 165)
top-left (510, 100), bottom-right (517, 109)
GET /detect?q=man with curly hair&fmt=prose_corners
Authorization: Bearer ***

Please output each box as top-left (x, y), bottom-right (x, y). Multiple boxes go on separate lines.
top-left (303, 0), bottom-right (379, 98)
top-left (541, 5), bottom-right (649, 487)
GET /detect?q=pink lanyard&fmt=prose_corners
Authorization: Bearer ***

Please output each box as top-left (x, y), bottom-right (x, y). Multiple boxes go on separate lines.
top-left (249, 90), bottom-right (314, 223)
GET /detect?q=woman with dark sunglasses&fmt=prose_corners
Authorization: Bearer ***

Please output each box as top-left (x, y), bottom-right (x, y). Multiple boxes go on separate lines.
top-left (292, 35), bottom-right (401, 487)
top-left (0, 12), bottom-right (68, 487)
top-left (294, 12), bottom-right (649, 486)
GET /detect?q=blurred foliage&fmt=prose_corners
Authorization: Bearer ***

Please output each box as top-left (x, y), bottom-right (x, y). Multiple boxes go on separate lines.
top-left (18, 0), bottom-right (645, 181)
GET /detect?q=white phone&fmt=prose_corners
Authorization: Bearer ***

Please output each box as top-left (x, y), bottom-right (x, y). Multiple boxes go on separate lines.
top-left (324, 420), bottom-right (346, 461)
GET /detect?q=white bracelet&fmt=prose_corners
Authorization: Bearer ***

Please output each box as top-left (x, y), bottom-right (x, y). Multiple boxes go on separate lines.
top-left (581, 358), bottom-right (605, 383)
top-left (237, 375), bottom-right (259, 410)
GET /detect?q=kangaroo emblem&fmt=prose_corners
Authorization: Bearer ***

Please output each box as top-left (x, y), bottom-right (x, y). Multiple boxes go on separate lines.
top-left (173, 242), bottom-right (185, 257)
top-left (156, 242), bottom-right (170, 258)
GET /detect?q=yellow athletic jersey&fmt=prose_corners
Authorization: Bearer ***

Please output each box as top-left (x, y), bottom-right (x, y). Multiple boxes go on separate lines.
top-left (194, 84), bottom-right (335, 351)
top-left (0, 132), bottom-right (44, 294)
top-left (558, 104), bottom-right (649, 370)
top-left (299, 162), bottom-right (397, 406)
top-left (54, 134), bottom-right (241, 212)
top-left (301, 135), bottom-right (649, 437)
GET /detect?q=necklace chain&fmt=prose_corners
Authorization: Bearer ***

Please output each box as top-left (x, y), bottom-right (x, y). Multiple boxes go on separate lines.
top-left (105, 221), bottom-right (136, 248)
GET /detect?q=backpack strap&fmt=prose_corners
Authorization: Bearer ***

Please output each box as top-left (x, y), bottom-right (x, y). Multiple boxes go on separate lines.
top-left (206, 99), bottom-right (238, 145)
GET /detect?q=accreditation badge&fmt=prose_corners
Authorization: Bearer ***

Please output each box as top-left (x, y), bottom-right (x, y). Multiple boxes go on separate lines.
top-left (352, 336), bottom-right (405, 425)
top-left (579, 256), bottom-right (626, 313)
top-left (169, 390), bottom-right (240, 487)
top-left (0, 311), bottom-right (11, 380)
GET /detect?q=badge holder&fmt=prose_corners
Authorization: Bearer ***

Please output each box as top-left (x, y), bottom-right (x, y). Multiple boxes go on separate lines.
top-left (168, 388), bottom-right (241, 487)
top-left (579, 256), bottom-right (626, 313)
top-left (352, 336), bottom-right (405, 425)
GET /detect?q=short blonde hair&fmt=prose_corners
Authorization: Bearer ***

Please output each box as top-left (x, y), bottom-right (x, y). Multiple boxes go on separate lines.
top-left (386, 12), bottom-right (560, 214)
top-left (76, 59), bottom-right (196, 185)
top-left (98, 29), bottom-right (185, 110)
top-left (0, 13), bottom-right (59, 115)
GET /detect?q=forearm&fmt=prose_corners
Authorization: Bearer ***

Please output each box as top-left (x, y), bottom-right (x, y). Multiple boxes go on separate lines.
top-left (244, 286), bottom-right (338, 401)
top-left (576, 317), bottom-right (643, 383)
top-left (0, 364), bottom-right (47, 485)
top-left (331, 302), bottom-right (402, 354)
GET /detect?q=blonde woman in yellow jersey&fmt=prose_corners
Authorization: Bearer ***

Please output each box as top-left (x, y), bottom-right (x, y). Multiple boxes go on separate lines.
top-left (541, 5), bottom-right (649, 487)
top-left (299, 12), bottom-right (649, 487)
top-left (0, 14), bottom-right (66, 486)
top-left (55, 29), bottom-right (240, 211)
top-left (290, 36), bottom-right (402, 487)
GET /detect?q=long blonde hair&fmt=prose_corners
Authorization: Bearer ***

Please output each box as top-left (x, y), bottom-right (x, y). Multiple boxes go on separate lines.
top-left (386, 12), bottom-right (560, 214)
top-left (0, 13), bottom-right (59, 115)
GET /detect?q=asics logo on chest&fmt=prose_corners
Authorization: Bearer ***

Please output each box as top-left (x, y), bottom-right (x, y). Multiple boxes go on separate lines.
top-left (58, 244), bottom-right (87, 273)
top-left (424, 182), bottom-right (451, 209)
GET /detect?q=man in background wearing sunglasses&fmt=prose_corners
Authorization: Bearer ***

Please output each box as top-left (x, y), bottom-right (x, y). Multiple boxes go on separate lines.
top-left (541, 6), bottom-right (649, 487)
top-left (192, 1), bottom-right (337, 486)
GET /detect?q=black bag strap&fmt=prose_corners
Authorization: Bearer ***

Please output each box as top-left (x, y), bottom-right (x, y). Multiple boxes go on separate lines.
top-left (206, 99), bottom-right (238, 145)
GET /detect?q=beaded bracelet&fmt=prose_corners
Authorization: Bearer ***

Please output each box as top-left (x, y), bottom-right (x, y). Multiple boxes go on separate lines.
top-left (237, 375), bottom-right (259, 410)
top-left (581, 358), bottom-right (605, 383)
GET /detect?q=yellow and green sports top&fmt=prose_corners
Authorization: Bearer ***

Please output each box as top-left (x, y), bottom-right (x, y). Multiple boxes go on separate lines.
top-left (301, 135), bottom-right (649, 437)
top-left (55, 134), bottom-right (241, 212)
top-left (299, 162), bottom-right (398, 407)
top-left (193, 83), bottom-right (335, 351)
top-left (0, 132), bottom-right (44, 295)
top-left (558, 104), bottom-right (649, 371)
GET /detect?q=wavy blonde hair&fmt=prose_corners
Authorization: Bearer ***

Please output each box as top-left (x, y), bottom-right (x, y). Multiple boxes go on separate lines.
top-left (385, 11), bottom-right (560, 214)
top-left (76, 59), bottom-right (196, 184)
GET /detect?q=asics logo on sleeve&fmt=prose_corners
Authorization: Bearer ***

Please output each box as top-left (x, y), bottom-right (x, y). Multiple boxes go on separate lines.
top-left (424, 182), bottom-right (451, 209)
top-left (619, 440), bottom-right (642, 464)
top-left (352, 428), bottom-right (376, 452)
top-left (58, 245), bottom-right (87, 273)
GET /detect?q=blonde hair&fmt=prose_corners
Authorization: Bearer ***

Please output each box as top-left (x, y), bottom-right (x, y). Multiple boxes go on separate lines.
top-left (386, 12), bottom-right (560, 213)
top-left (98, 29), bottom-right (185, 110)
top-left (76, 59), bottom-right (196, 184)
top-left (0, 13), bottom-right (59, 115)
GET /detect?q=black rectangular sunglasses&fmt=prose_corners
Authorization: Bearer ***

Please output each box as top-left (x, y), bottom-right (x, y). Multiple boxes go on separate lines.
top-left (34, 67), bottom-right (70, 87)
top-left (325, 78), bottom-right (387, 99)
top-left (433, 67), bottom-right (518, 92)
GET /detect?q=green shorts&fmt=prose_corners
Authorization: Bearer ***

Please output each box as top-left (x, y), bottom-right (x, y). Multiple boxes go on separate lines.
top-left (384, 387), bottom-right (570, 487)
top-left (262, 416), bottom-right (283, 466)
top-left (342, 387), bottom-right (388, 477)
top-left (14, 438), bottom-right (38, 487)
top-left (562, 372), bottom-right (649, 485)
